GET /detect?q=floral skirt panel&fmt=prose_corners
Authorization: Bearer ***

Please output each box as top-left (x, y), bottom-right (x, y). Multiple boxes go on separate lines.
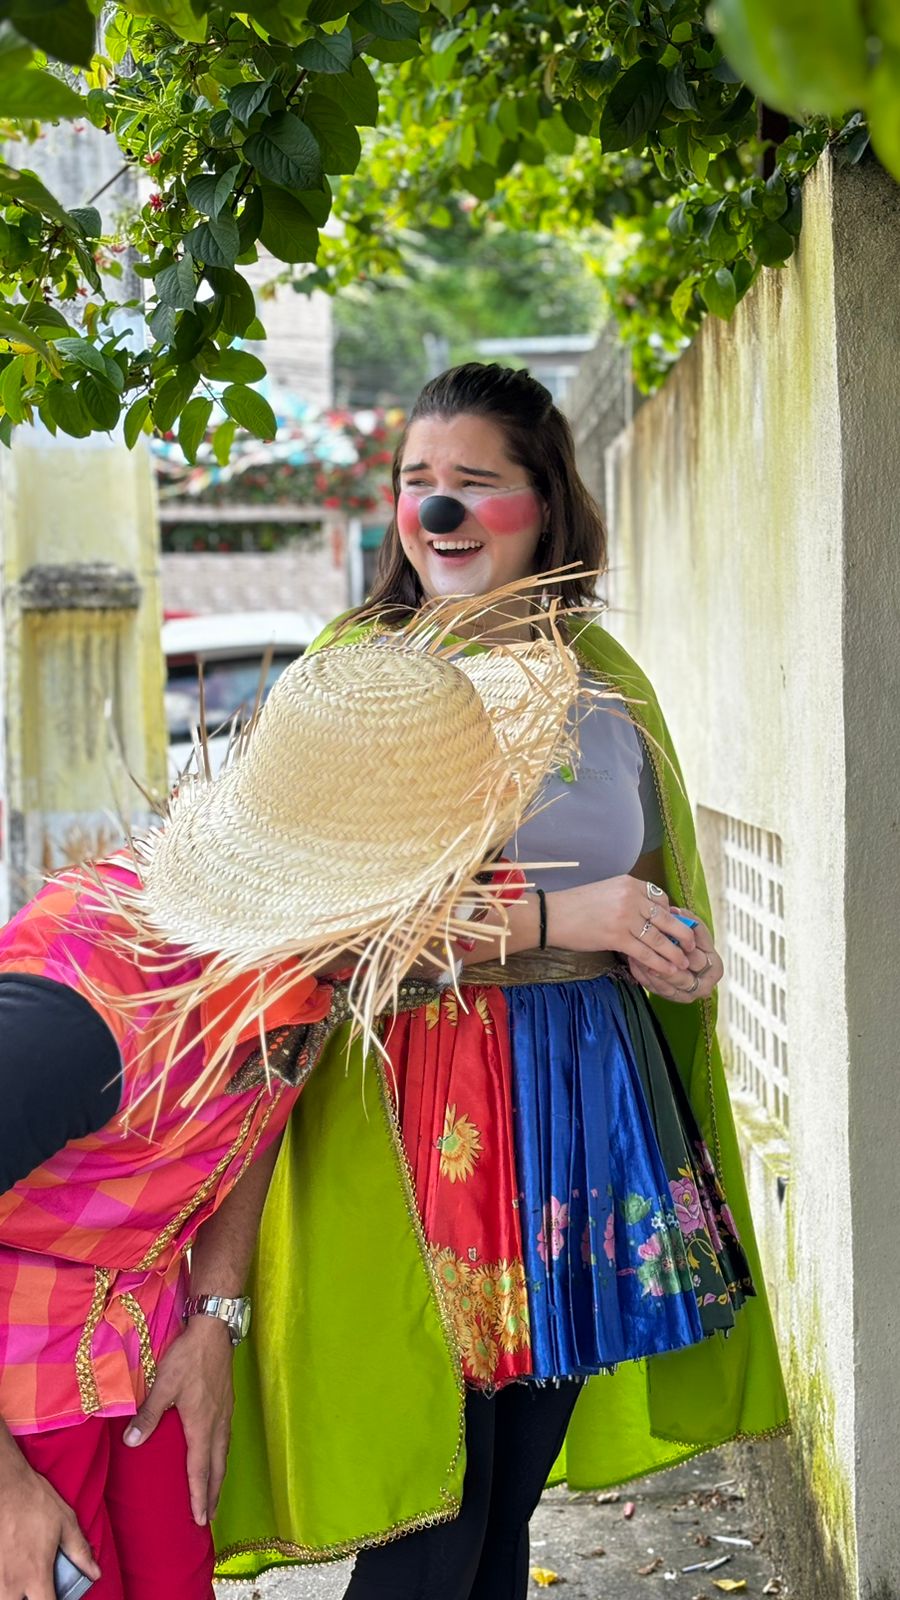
top-left (507, 976), bottom-right (754, 1382)
top-left (384, 976), bottom-right (754, 1392)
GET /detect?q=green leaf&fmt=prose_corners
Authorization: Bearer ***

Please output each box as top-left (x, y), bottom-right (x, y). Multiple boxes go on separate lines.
top-left (156, 256), bottom-right (197, 311)
top-left (667, 200), bottom-right (693, 240)
top-left (712, 0), bottom-right (868, 115)
top-left (762, 172), bottom-right (787, 219)
top-left (0, 413), bottom-right (13, 447)
top-left (0, 162), bottom-right (71, 227)
top-left (598, 59), bottom-right (668, 153)
top-left (353, 34), bottom-right (419, 61)
top-left (666, 61), bottom-right (698, 113)
top-left (186, 166), bottom-right (240, 219)
top-left (68, 205), bottom-right (102, 240)
top-left (310, 57), bottom-right (379, 127)
top-left (560, 98), bottom-right (592, 135)
top-left (295, 26), bottom-right (353, 73)
top-left (123, 393), bottom-right (151, 449)
top-left (184, 213), bottom-right (241, 269)
top-left (258, 183), bottom-right (320, 262)
top-left (78, 374), bottom-right (120, 431)
top-left (212, 417), bottom-right (236, 465)
top-left (700, 265), bottom-right (737, 319)
top-left (222, 382), bottom-right (277, 440)
top-left (225, 79), bottom-right (272, 125)
top-left (204, 348), bottom-right (267, 382)
top-left (153, 370), bottom-right (197, 433)
top-left (0, 355), bottom-right (26, 425)
top-left (350, 0), bottom-right (420, 39)
top-left (236, 185), bottom-right (265, 253)
top-left (244, 111), bottom-right (323, 190)
top-left (0, 20), bottom-right (35, 77)
top-left (7, 0), bottom-right (95, 68)
top-left (55, 336), bottom-right (108, 377)
top-left (46, 381), bottom-right (91, 437)
top-left (303, 96), bottom-right (361, 175)
top-left (20, 302), bottom-right (72, 335)
top-left (204, 267), bottom-right (257, 337)
top-left (102, 353), bottom-right (125, 394)
top-left (117, 0), bottom-right (206, 43)
top-left (0, 68), bottom-right (84, 119)
top-left (178, 395), bottom-right (213, 463)
top-left (867, 48), bottom-right (900, 182)
top-left (671, 273), bottom-right (699, 325)
top-left (147, 301), bottom-right (178, 345)
top-left (0, 304), bottom-right (57, 369)
top-left (753, 220), bottom-right (795, 265)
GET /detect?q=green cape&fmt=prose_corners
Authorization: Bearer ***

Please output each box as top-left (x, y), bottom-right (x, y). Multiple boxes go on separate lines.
top-left (214, 619), bottom-right (788, 1579)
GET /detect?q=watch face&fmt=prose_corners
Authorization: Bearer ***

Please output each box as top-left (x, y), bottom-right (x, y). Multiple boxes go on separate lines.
top-left (237, 1299), bottom-right (252, 1341)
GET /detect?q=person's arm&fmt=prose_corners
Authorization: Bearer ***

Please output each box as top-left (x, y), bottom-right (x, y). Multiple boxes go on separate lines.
top-left (0, 1417), bottom-right (102, 1600)
top-left (123, 1134), bottom-right (282, 1526)
top-left (0, 974), bottom-right (122, 1195)
top-left (456, 868), bottom-right (698, 985)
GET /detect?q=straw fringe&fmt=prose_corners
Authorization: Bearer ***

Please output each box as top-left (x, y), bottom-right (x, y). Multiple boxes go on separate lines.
top-left (64, 576), bottom-right (629, 1115)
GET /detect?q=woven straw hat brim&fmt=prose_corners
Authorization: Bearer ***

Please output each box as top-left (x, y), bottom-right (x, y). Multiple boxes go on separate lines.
top-left (130, 637), bottom-right (577, 968)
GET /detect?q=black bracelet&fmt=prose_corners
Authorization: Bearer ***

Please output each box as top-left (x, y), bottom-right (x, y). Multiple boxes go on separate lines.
top-left (536, 888), bottom-right (548, 951)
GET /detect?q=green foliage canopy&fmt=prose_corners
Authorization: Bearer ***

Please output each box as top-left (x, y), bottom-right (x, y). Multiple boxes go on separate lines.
top-left (0, 0), bottom-right (892, 445)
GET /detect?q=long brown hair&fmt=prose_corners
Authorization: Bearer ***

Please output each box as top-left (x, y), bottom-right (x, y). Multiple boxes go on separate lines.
top-left (366, 363), bottom-right (606, 620)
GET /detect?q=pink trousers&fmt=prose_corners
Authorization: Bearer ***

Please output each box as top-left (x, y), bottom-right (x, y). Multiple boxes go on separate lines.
top-left (17, 1409), bottom-right (215, 1599)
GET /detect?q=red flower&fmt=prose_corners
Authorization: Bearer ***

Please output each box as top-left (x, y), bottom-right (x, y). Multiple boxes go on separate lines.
top-left (323, 496), bottom-right (341, 509)
top-left (143, 151), bottom-right (162, 167)
top-left (149, 193), bottom-right (164, 212)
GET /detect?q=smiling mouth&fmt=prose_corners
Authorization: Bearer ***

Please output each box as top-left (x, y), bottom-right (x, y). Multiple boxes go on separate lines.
top-left (429, 538), bottom-right (484, 555)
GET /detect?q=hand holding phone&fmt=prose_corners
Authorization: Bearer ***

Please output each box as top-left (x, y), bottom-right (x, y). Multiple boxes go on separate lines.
top-left (54, 1548), bottom-right (95, 1600)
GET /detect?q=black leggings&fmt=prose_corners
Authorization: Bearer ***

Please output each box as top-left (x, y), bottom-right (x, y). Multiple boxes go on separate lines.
top-left (343, 1380), bottom-right (582, 1600)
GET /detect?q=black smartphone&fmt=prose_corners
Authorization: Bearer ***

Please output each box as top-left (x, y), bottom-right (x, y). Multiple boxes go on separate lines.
top-left (53, 1549), bottom-right (95, 1600)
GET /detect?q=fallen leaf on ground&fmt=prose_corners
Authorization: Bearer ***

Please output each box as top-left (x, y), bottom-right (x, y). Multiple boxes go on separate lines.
top-left (637, 1557), bottom-right (664, 1575)
top-left (531, 1569), bottom-right (564, 1587)
top-left (763, 1581), bottom-right (783, 1595)
top-left (586, 1547), bottom-right (606, 1558)
top-left (713, 1582), bottom-right (747, 1593)
top-left (623, 1500), bottom-right (636, 1518)
top-left (694, 1532), bottom-right (712, 1546)
top-left (596, 1490), bottom-right (620, 1503)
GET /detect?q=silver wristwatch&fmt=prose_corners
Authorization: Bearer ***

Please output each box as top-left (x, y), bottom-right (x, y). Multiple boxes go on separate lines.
top-left (183, 1293), bottom-right (252, 1346)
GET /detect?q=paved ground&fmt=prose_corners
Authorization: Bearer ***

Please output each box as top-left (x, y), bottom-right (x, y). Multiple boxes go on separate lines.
top-left (216, 1446), bottom-right (789, 1599)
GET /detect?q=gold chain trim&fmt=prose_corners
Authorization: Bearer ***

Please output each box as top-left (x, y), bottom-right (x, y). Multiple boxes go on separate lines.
top-left (75, 1266), bottom-right (111, 1415)
top-left (136, 1096), bottom-right (264, 1270)
top-left (118, 1291), bottom-right (158, 1392)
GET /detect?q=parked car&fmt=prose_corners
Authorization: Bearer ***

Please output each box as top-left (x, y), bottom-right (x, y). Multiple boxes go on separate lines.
top-left (163, 609), bottom-right (325, 778)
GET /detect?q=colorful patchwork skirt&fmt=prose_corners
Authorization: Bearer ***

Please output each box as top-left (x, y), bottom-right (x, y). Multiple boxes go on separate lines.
top-left (385, 969), bottom-right (754, 1391)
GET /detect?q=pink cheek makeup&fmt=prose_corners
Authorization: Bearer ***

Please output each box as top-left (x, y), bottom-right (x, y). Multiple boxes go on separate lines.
top-left (470, 489), bottom-right (541, 536)
top-left (397, 492), bottom-right (423, 541)
top-left (397, 489), bottom-right (541, 540)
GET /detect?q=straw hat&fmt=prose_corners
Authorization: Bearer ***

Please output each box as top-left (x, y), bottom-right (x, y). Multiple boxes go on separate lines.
top-left (95, 599), bottom-right (583, 1058)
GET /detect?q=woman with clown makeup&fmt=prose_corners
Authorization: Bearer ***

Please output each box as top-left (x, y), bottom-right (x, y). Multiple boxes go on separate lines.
top-left (214, 365), bottom-right (787, 1598)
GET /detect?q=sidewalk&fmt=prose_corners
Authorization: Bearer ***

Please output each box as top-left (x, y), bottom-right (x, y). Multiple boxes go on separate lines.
top-left (216, 1444), bottom-right (788, 1599)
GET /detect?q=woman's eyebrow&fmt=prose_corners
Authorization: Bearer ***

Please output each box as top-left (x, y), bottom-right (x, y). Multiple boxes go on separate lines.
top-left (400, 461), bottom-right (503, 478)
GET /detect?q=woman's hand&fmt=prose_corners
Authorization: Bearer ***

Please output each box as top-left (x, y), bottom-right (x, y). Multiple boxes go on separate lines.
top-left (628, 913), bottom-right (723, 1003)
top-left (0, 1436), bottom-right (100, 1600)
top-left (123, 1316), bottom-right (234, 1525)
top-left (548, 876), bottom-right (696, 982)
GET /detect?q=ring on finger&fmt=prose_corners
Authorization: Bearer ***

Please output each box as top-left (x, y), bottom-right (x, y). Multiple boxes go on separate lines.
top-left (684, 974), bottom-right (701, 995)
top-left (647, 882), bottom-right (665, 899)
top-left (638, 919), bottom-right (653, 940)
top-left (646, 901), bottom-right (662, 921)
top-left (698, 955), bottom-right (713, 976)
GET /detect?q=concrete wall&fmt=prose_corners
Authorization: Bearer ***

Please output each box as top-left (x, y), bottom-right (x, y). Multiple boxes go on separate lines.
top-left (597, 152), bottom-right (900, 1600)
